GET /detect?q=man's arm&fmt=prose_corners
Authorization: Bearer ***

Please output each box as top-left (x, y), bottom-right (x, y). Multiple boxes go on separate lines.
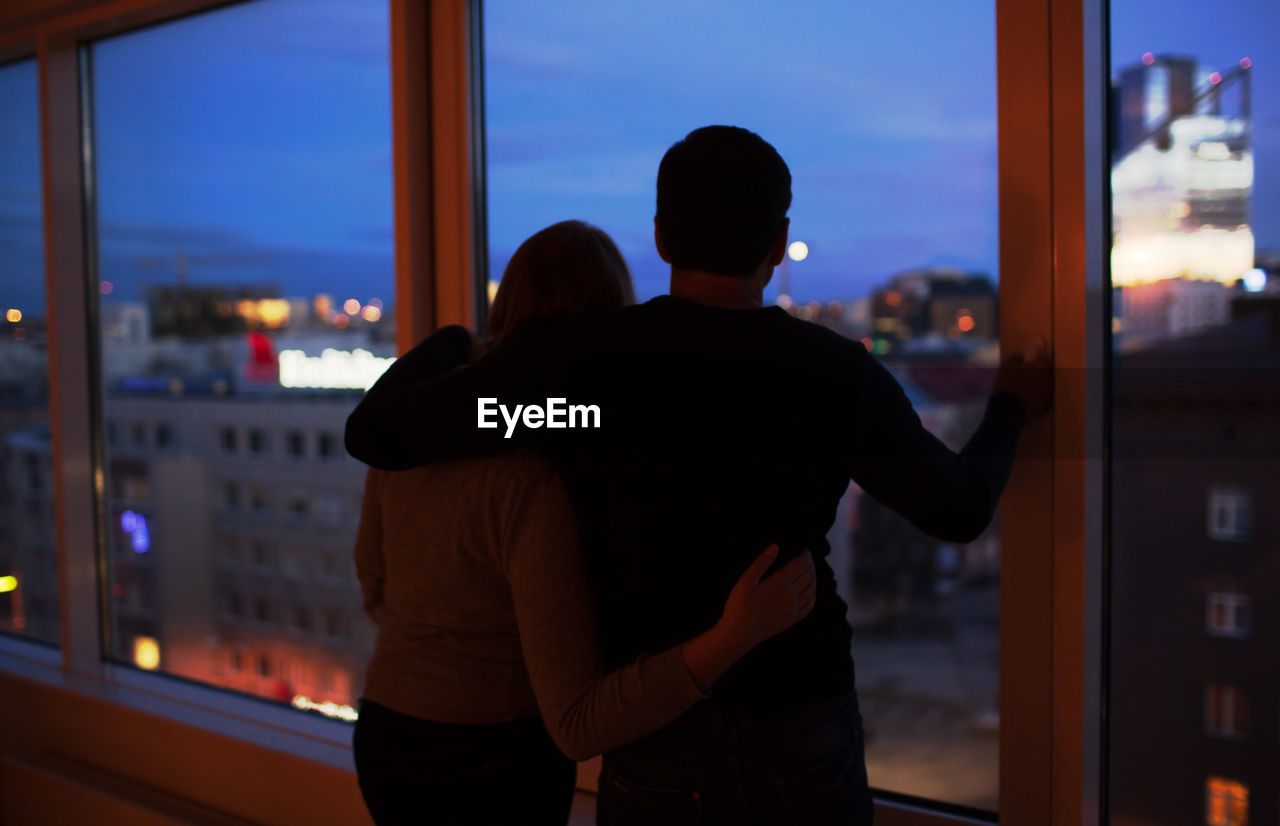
top-left (344, 324), bottom-right (472, 468)
top-left (845, 349), bottom-right (1031, 544)
top-left (345, 321), bottom-right (579, 470)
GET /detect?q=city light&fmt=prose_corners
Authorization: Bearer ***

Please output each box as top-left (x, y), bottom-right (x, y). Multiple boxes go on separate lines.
top-left (360, 305), bottom-right (382, 323)
top-left (0, 575), bottom-right (16, 593)
top-left (133, 636), bottom-right (161, 670)
top-left (487, 279), bottom-right (500, 304)
top-left (1243, 268), bottom-right (1266, 293)
top-left (120, 510), bottom-right (151, 553)
top-left (343, 298), bottom-right (361, 315)
top-left (787, 241), bottom-right (809, 261)
top-left (1141, 52), bottom-right (1154, 66)
top-left (278, 348), bottom-right (396, 390)
top-left (957, 312), bottom-right (976, 332)
top-left (5, 309), bottom-right (20, 323)
top-left (775, 293), bottom-right (793, 309)
top-left (1209, 72), bottom-right (1222, 85)
top-left (100, 280), bottom-right (114, 295)
top-left (236, 299), bottom-right (291, 329)
top-left (292, 695), bottom-right (359, 722)
top-left (1240, 57), bottom-right (1252, 70)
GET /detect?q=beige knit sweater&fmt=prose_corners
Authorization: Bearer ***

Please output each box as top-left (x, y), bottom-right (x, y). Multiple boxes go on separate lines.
top-left (355, 450), bottom-right (706, 761)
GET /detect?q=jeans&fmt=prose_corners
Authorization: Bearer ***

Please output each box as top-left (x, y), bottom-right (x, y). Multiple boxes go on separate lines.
top-left (598, 689), bottom-right (874, 826)
top-left (352, 699), bottom-right (577, 826)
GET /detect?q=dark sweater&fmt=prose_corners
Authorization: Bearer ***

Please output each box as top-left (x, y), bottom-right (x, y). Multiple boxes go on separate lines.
top-left (346, 295), bottom-right (1026, 711)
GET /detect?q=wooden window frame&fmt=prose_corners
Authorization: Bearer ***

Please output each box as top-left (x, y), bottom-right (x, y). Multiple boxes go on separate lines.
top-left (0, 0), bottom-right (1108, 823)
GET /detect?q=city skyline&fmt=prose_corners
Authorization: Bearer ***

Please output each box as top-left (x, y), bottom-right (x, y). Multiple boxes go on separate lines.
top-left (4, 0), bottom-right (1276, 320)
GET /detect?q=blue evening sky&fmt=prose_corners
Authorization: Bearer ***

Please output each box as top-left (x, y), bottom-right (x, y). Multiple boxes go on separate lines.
top-left (2, 0), bottom-right (1277, 317)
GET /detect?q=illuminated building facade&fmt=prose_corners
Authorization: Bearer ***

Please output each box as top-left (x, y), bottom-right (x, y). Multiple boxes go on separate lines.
top-left (1111, 55), bottom-right (1255, 344)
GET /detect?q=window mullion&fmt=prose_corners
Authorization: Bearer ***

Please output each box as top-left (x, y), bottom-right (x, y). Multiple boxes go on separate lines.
top-left (39, 33), bottom-right (106, 676)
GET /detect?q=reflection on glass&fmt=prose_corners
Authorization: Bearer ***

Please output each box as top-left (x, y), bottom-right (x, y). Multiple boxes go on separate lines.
top-left (485, 1), bottom-right (1000, 809)
top-left (0, 59), bottom-right (58, 645)
top-left (89, 0), bottom-right (392, 717)
top-left (1109, 2), bottom-right (1279, 824)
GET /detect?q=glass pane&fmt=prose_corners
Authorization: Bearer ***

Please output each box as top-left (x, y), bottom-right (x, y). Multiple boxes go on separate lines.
top-left (485, 2), bottom-right (1000, 810)
top-left (90, 0), bottom-right (392, 717)
top-left (0, 59), bottom-right (59, 645)
top-left (1108, 2), bottom-right (1279, 824)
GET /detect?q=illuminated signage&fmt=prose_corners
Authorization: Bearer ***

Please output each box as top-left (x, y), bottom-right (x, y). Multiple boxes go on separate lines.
top-left (278, 348), bottom-right (396, 390)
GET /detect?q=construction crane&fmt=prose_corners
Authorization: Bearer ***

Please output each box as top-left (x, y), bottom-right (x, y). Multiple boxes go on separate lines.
top-left (1120, 57), bottom-right (1252, 161)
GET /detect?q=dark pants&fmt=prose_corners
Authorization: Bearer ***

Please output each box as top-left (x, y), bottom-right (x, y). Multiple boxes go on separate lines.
top-left (353, 698), bottom-right (576, 826)
top-left (598, 689), bottom-right (874, 826)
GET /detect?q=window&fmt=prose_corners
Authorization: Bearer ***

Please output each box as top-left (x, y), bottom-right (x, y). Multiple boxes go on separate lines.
top-left (249, 541), bottom-right (274, 571)
top-left (484, 0), bottom-right (1001, 810)
top-left (89, 0), bottom-right (390, 710)
top-left (284, 491), bottom-right (310, 520)
top-left (220, 590), bottom-right (244, 619)
top-left (1206, 592), bottom-right (1251, 637)
top-left (1108, 2), bottom-right (1276, 824)
top-left (1207, 488), bottom-right (1252, 541)
top-left (1205, 777), bottom-right (1248, 826)
top-left (248, 485), bottom-right (271, 515)
top-left (293, 604), bottom-right (312, 632)
top-left (1205, 683), bottom-right (1248, 738)
top-left (316, 431), bottom-right (338, 460)
top-left (323, 609), bottom-right (344, 640)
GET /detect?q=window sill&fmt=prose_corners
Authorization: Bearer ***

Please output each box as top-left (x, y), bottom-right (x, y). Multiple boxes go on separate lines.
top-left (0, 634), bottom-right (356, 772)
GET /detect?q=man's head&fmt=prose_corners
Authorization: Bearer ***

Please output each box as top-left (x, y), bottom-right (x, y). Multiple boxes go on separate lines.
top-left (655, 126), bottom-right (792, 278)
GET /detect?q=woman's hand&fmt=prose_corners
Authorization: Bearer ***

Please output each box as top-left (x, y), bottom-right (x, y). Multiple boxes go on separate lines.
top-left (719, 545), bottom-right (816, 650)
top-left (679, 545), bottom-right (817, 693)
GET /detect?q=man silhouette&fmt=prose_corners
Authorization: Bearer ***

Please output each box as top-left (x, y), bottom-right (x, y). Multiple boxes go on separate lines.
top-left (347, 125), bottom-right (1051, 824)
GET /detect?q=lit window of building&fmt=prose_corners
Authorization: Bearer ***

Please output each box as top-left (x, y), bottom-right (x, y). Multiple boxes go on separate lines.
top-left (1206, 592), bottom-right (1251, 638)
top-left (1205, 683), bottom-right (1248, 739)
top-left (1207, 487), bottom-right (1252, 541)
top-left (1205, 776), bottom-right (1248, 826)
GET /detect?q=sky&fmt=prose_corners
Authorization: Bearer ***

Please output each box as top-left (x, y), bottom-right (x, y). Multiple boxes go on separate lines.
top-left (1, 0), bottom-right (1278, 318)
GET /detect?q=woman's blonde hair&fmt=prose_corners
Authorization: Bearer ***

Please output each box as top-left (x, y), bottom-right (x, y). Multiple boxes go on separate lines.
top-left (486, 220), bottom-right (636, 344)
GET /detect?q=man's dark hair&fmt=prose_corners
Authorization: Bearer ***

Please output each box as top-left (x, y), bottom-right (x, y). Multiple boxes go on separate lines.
top-left (656, 125), bottom-right (792, 278)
